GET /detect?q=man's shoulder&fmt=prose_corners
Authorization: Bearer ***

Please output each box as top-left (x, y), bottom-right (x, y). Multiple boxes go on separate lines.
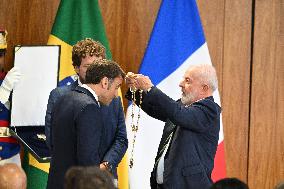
top-left (200, 96), bottom-right (219, 106)
top-left (69, 87), bottom-right (98, 106)
top-left (111, 96), bottom-right (122, 105)
top-left (50, 84), bottom-right (73, 97)
top-left (193, 96), bottom-right (221, 114)
top-left (51, 80), bottom-right (78, 93)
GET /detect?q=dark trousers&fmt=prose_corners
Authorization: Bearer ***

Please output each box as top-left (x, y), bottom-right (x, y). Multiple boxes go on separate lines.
top-left (157, 184), bottom-right (164, 189)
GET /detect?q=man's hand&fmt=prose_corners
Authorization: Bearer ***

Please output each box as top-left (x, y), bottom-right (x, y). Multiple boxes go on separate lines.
top-left (0, 67), bottom-right (21, 105)
top-left (99, 161), bottom-right (112, 172)
top-left (99, 162), bottom-right (107, 171)
top-left (125, 72), bottom-right (138, 91)
top-left (125, 72), bottom-right (153, 92)
top-left (134, 74), bottom-right (154, 92)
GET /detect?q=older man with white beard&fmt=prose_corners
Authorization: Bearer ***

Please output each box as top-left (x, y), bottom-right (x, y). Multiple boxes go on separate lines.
top-left (125, 64), bottom-right (221, 189)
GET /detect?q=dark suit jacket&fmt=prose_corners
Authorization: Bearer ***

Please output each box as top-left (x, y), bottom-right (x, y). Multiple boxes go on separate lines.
top-left (45, 81), bottom-right (128, 178)
top-left (45, 81), bottom-right (77, 149)
top-left (141, 87), bottom-right (221, 189)
top-left (46, 86), bottom-right (126, 189)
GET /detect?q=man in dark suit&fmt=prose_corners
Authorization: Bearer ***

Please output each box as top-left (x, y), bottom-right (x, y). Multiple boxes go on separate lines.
top-left (126, 64), bottom-right (221, 189)
top-left (47, 60), bottom-right (125, 189)
top-left (45, 39), bottom-right (128, 182)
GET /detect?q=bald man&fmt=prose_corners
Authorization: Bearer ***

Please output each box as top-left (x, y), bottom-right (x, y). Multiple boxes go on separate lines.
top-left (0, 163), bottom-right (27, 189)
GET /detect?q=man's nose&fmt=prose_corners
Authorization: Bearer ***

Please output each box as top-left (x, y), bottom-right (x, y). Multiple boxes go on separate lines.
top-left (179, 81), bottom-right (184, 87)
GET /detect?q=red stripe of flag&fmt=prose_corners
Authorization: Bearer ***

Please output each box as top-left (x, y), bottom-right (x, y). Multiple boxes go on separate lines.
top-left (212, 141), bottom-right (226, 181)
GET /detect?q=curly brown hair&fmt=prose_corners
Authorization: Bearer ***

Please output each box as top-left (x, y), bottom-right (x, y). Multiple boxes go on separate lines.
top-left (72, 38), bottom-right (106, 67)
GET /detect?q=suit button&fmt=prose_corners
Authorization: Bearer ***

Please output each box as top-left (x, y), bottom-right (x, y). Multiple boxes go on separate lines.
top-left (0, 108), bottom-right (2, 112)
top-left (0, 146), bottom-right (2, 150)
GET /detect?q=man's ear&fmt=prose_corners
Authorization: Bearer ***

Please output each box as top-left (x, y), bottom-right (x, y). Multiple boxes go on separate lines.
top-left (202, 84), bottom-right (209, 93)
top-left (101, 77), bottom-right (109, 89)
top-left (74, 66), bottom-right (79, 75)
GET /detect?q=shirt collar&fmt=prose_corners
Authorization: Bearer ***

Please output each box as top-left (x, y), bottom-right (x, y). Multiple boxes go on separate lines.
top-left (185, 96), bottom-right (212, 107)
top-left (81, 84), bottom-right (100, 106)
top-left (77, 79), bottom-right (83, 86)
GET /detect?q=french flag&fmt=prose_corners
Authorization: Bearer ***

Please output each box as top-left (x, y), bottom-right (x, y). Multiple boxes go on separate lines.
top-left (126, 0), bottom-right (226, 188)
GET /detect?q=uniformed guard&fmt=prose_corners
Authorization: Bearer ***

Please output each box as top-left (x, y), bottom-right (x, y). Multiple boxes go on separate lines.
top-left (0, 29), bottom-right (22, 165)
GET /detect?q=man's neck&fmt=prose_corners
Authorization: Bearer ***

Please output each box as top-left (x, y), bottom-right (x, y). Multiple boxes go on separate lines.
top-left (81, 84), bottom-right (100, 104)
top-left (190, 94), bottom-right (212, 105)
top-left (85, 84), bottom-right (103, 97)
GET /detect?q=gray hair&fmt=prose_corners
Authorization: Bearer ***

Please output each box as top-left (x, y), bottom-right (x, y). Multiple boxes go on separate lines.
top-left (275, 181), bottom-right (284, 189)
top-left (189, 64), bottom-right (218, 91)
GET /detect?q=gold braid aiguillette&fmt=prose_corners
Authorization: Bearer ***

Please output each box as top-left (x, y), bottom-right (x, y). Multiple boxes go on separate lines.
top-left (129, 88), bottom-right (143, 168)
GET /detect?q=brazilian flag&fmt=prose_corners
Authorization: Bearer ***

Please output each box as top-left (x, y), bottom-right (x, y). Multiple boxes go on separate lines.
top-left (23, 0), bottom-right (128, 188)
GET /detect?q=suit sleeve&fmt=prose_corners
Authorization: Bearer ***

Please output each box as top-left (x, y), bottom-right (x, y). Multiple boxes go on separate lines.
top-left (140, 87), bottom-right (169, 122)
top-left (75, 104), bottom-right (103, 166)
top-left (142, 87), bottom-right (220, 133)
top-left (45, 88), bottom-right (60, 150)
top-left (103, 97), bottom-right (128, 168)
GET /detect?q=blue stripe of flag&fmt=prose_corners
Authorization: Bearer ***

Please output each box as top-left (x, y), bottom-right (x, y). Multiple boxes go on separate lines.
top-left (139, 0), bottom-right (206, 85)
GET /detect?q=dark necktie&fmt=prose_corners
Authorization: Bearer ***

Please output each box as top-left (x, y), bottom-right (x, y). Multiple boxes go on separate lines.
top-left (153, 120), bottom-right (176, 168)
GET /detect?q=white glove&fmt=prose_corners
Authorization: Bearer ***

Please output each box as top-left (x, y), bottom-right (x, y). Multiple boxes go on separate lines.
top-left (0, 67), bottom-right (22, 105)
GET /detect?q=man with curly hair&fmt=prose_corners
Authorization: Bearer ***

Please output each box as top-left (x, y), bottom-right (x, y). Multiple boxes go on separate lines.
top-left (45, 39), bottom-right (127, 186)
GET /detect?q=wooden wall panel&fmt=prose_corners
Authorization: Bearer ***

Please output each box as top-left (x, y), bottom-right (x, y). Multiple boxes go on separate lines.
top-left (0, 0), bottom-right (60, 70)
top-left (197, 0), bottom-right (250, 181)
top-left (249, 0), bottom-right (284, 188)
top-left (221, 0), bottom-right (252, 182)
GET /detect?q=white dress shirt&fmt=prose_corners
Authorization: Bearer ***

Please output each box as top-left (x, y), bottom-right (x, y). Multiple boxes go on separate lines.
top-left (81, 84), bottom-right (100, 106)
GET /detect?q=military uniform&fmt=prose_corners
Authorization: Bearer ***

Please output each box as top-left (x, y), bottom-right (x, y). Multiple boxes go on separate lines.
top-left (0, 29), bottom-right (21, 165)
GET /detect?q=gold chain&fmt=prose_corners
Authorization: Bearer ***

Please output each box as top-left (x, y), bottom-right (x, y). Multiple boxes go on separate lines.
top-left (129, 89), bottom-right (143, 168)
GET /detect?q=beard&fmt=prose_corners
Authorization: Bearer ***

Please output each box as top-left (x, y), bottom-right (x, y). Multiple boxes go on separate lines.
top-left (181, 91), bottom-right (198, 105)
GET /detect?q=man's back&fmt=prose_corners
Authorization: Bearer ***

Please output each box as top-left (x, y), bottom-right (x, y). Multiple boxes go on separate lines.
top-left (47, 87), bottom-right (104, 189)
top-left (45, 81), bottom-right (128, 170)
top-left (45, 82), bottom-right (77, 149)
